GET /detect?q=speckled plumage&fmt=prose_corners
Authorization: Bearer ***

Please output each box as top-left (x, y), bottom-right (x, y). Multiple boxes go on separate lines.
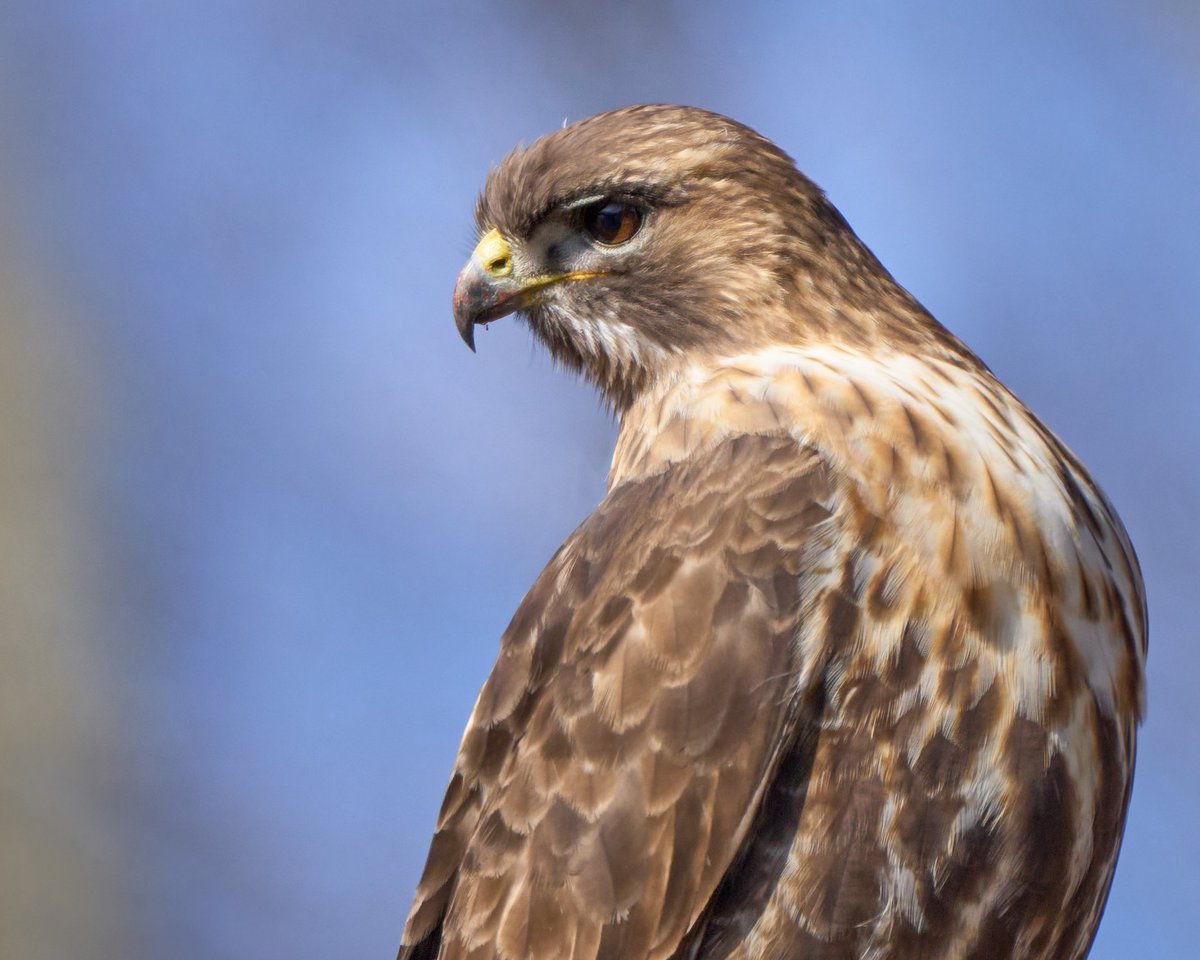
top-left (399, 105), bottom-right (1145, 960)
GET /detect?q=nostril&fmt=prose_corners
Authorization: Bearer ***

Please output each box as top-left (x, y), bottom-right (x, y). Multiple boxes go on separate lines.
top-left (473, 229), bottom-right (514, 278)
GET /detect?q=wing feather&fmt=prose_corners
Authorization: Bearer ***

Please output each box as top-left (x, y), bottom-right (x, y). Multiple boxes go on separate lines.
top-left (399, 434), bottom-right (837, 960)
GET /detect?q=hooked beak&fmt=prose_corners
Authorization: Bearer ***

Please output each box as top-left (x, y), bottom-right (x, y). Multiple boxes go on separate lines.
top-left (452, 229), bottom-right (602, 351)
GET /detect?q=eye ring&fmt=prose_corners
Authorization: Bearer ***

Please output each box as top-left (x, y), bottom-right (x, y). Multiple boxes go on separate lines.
top-left (582, 201), bottom-right (643, 246)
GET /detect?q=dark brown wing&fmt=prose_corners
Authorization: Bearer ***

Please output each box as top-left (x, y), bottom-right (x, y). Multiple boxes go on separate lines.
top-left (398, 433), bottom-right (839, 960)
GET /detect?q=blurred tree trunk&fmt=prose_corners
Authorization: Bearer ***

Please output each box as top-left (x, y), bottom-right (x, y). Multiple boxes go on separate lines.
top-left (0, 219), bottom-right (136, 958)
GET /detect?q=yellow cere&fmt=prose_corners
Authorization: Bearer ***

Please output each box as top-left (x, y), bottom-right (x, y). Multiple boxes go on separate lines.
top-left (473, 229), bottom-right (513, 278)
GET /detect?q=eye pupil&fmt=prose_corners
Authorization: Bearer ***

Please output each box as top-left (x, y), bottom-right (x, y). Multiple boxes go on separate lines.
top-left (584, 201), bottom-right (642, 245)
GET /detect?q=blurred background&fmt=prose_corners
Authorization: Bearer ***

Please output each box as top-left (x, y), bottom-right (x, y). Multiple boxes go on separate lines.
top-left (0, 2), bottom-right (1196, 957)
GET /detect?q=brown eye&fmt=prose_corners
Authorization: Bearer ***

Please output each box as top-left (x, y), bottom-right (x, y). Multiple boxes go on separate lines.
top-left (583, 201), bottom-right (642, 245)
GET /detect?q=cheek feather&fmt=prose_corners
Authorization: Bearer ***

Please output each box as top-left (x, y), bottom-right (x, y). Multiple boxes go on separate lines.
top-left (531, 297), bottom-right (675, 411)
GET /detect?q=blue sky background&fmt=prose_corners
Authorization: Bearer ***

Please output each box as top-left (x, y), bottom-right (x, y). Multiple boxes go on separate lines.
top-left (0, 2), bottom-right (1196, 957)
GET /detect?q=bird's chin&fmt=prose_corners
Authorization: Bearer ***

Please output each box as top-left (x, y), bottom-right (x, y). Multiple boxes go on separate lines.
top-left (465, 300), bottom-right (536, 349)
top-left (474, 292), bottom-right (531, 326)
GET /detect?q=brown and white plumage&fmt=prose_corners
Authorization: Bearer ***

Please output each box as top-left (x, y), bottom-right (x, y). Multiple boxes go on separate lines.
top-left (400, 105), bottom-right (1145, 960)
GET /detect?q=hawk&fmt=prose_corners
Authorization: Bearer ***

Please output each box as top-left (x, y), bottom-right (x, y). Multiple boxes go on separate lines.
top-left (399, 105), bottom-right (1145, 960)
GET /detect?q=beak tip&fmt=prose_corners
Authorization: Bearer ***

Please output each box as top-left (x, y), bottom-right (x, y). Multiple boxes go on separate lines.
top-left (456, 319), bottom-right (477, 352)
top-left (453, 292), bottom-right (478, 352)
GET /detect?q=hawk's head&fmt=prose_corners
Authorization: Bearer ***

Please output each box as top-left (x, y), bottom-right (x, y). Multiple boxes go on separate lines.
top-left (453, 104), bottom-right (942, 410)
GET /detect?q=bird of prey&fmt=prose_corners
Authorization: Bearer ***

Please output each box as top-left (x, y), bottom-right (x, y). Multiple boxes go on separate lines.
top-left (398, 105), bottom-right (1146, 960)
